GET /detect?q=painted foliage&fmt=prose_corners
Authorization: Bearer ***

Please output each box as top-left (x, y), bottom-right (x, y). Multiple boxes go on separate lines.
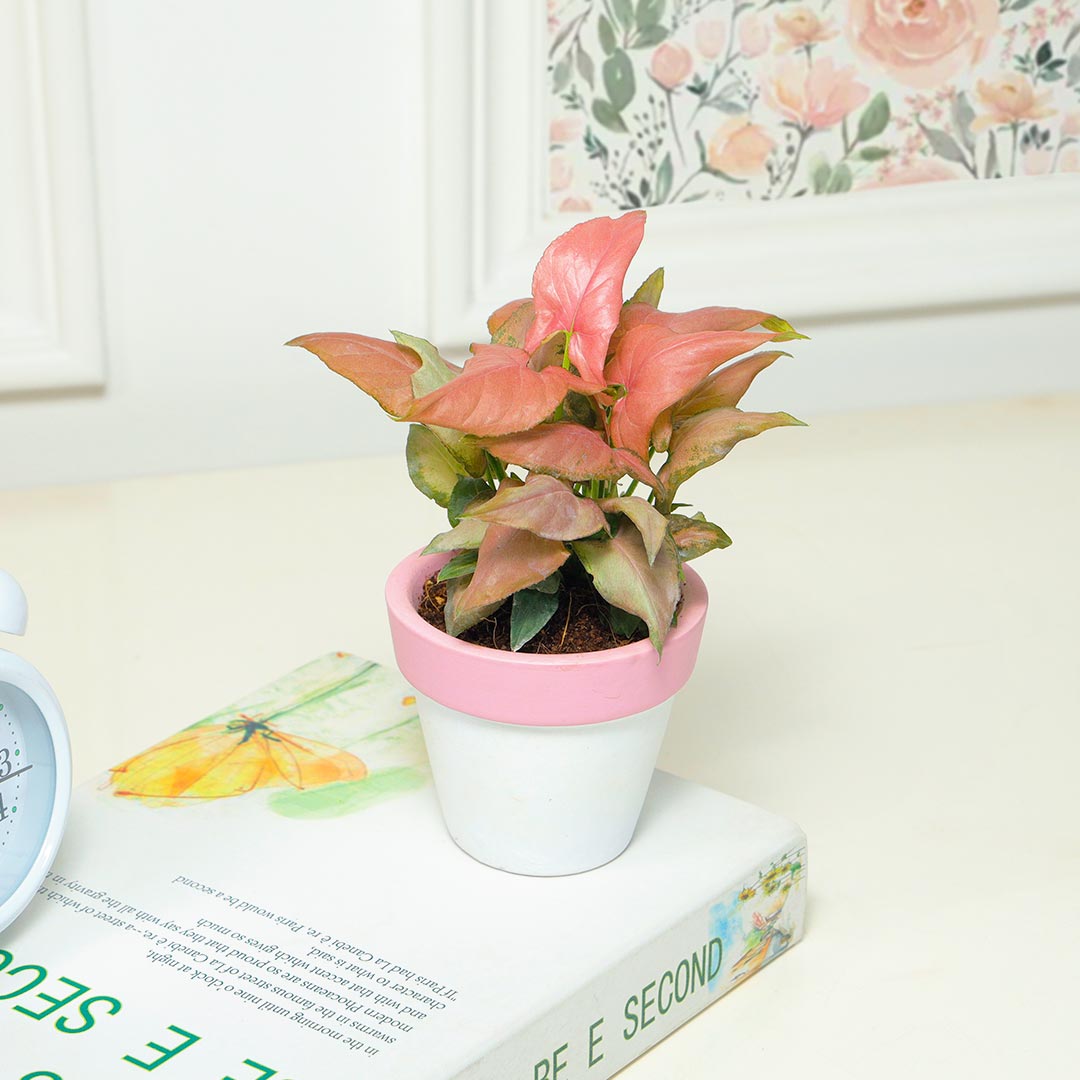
top-left (548, 0), bottom-right (1080, 208)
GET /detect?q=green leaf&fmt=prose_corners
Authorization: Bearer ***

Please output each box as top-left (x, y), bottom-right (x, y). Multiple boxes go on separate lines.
top-left (437, 550), bottom-right (479, 582)
top-left (631, 24), bottom-right (668, 47)
top-left (856, 93), bottom-right (890, 143)
top-left (510, 588), bottom-right (561, 651)
top-left (858, 146), bottom-right (891, 162)
top-left (447, 476), bottom-right (493, 527)
top-left (553, 55), bottom-right (572, 93)
top-left (598, 14), bottom-right (617, 55)
top-left (921, 124), bottom-right (968, 165)
top-left (406, 425), bottom-right (467, 507)
top-left (668, 512), bottom-right (732, 560)
top-left (655, 152), bottom-right (674, 203)
top-left (592, 98), bottom-right (628, 133)
top-left (392, 330), bottom-right (456, 398)
top-left (603, 50), bottom-right (636, 112)
top-left (826, 162), bottom-right (852, 193)
top-left (423, 517), bottom-right (488, 554)
top-left (951, 91), bottom-right (976, 153)
top-left (574, 528), bottom-right (680, 656)
top-left (444, 577), bottom-right (501, 637)
top-left (607, 604), bottom-right (645, 637)
top-left (576, 42), bottom-right (595, 88)
top-left (530, 570), bottom-right (563, 595)
top-left (810, 155), bottom-right (831, 194)
top-left (613, 0), bottom-right (635, 31)
top-left (760, 315), bottom-right (809, 342)
top-left (636, 0), bottom-right (666, 27)
top-left (628, 267), bottom-right (665, 308)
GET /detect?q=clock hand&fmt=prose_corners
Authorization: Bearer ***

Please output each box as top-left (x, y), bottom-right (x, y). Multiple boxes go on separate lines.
top-left (0, 764), bottom-right (32, 785)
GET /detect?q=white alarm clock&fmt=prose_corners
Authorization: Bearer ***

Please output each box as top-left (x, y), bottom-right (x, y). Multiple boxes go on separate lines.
top-left (0, 570), bottom-right (71, 933)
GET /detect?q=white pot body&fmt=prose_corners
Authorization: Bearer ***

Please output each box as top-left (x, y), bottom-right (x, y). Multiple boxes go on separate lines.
top-left (417, 692), bottom-right (673, 876)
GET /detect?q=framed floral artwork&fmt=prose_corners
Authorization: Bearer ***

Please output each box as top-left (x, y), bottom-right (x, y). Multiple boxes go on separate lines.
top-left (546, 0), bottom-right (1080, 211)
top-left (424, 2), bottom-right (1079, 347)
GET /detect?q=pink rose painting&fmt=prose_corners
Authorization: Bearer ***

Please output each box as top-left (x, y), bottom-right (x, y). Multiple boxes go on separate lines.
top-left (547, 0), bottom-right (1080, 208)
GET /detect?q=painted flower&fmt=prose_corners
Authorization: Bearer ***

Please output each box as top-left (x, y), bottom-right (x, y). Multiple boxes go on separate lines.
top-left (774, 8), bottom-right (838, 51)
top-left (550, 155), bottom-right (573, 192)
top-left (1060, 111), bottom-right (1080, 138)
top-left (695, 18), bottom-right (727, 60)
top-left (739, 13), bottom-right (771, 58)
top-left (707, 117), bottom-right (775, 177)
top-left (762, 58), bottom-right (870, 130)
top-left (861, 158), bottom-right (961, 187)
top-left (650, 42), bottom-right (694, 89)
top-left (971, 73), bottom-right (1055, 131)
top-left (1022, 147), bottom-right (1054, 175)
top-left (558, 195), bottom-right (593, 211)
top-left (550, 114), bottom-right (584, 144)
top-left (846, 0), bottom-right (999, 90)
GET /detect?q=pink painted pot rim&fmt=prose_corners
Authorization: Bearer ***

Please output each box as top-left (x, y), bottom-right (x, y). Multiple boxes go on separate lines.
top-left (385, 548), bottom-right (708, 727)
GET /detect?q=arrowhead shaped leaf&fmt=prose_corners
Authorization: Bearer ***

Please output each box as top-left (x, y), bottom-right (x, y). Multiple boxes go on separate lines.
top-left (457, 525), bottom-right (570, 611)
top-left (598, 496), bottom-right (668, 564)
top-left (482, 422), bottom-right (660, 490)
top-left (465, 474), bottom-right (608, 541)
top-left (627, 267), bottom-right (664, 308)
top-left (659, 408), bottom-right (806, 499)
top-left (574, 528), bottom-right (680, 655)
top-left (444, 576), bottom-right (502, 637)
top-left (510, 588), bottom-right (561, 651)
top-left (391, 330), bottom-right (460, 398)
top-left (487, 298), bottom-right (535, 348)
top-left (607, 325), bottom-right (779, 459)
top-left (526, 211), bottom-right (646, 388)
top-left (287, 333), bottom-right (419, 417)
top-left (668, 512), bottom-right (732, 560)
top-left (437, 550), bottom-right (480, 581)
top-left (673, 350), bottom-right (790, 420)
top-left (610, 301), bottom-right (777, 354)
top-left (423, 517), bottom-right (489, 554)
top-left (407, 344), bottom-right (587, 436)
top-left (406, 425), bottom-right (468, 507)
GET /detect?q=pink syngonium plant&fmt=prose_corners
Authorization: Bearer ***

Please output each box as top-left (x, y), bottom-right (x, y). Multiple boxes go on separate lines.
top-left (289, 211), bottom-right (805, 655)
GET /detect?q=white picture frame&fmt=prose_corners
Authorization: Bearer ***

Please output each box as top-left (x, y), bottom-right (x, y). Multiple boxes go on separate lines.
top-left (0, 0), bottom-right (105, 395)
top-left (425, 0), bottom-right (1080, 348)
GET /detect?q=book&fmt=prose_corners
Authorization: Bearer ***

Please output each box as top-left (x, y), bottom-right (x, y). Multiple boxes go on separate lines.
top-left (1, 653), bottom-right (806, 1078)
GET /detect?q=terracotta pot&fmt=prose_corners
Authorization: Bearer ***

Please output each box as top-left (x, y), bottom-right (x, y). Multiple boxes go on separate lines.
top-left (386, 550), bottom-right (708, 876)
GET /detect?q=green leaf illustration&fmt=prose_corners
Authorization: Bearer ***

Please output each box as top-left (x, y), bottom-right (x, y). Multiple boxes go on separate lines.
top-left (858, 146), bottom-right (890, 161)
top-left (856, 93), bottom-right (890, 143)
top-left (613, 0), bottom-right (635, 31)
top-left (656, 152), bottom-right (674, 203)
top-left (631, 24), bottom-right (668, 47)
top-left (576, 42), bottom-right (595, 88)
top-left (598, 14), bottom-right (617, 55)
top-left (921, 124), bottom-right (968, 165)
top-left (592, 97), bottom-right (628, 133)
top-left (604, 49), bottom-right (635, 112)
top-left (951, 91), bottom-right (976, 152)
top-left (826, 163), bottom-right (852, 193)
top-left (553, 54), bottom-right (572, 93)
top-left (810, 155), bottom-right (832, 194)
top-left (636, 0), bottom-right (666, 28)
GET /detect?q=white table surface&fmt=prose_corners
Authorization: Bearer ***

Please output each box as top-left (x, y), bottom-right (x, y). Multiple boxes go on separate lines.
top-left (3, 395), bottom-right (1078, 1077)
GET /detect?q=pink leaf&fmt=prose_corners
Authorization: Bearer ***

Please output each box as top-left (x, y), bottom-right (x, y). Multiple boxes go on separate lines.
top-left (573, 528), bottom-right (680, 656)
top-left (457, 525), bottom-right (570, 611)
top-left (609, 302), bottom-right (773, 356)
top-left (668, 513), bottom-right (732, 561)
top-left (407, 344), bottom-right (587, 437)
top-left (287, 333), bottom-right (419, 417)
top-left (673, 350), bottom-right (790, 420)
top-left (598, 496), bottom-right (669, 565)
top-left (487, 298), bottom-right (535, 348)
top-left (482, 422), bottom-right (660, 490)
top-left (466, 474), bottom-right (608, 541)
top-left (658, 407), bottom-right (806, 502)
top-left (607, 325), bottom-right (778, 459)
top-left (525, 211), bottom-right (646, 388)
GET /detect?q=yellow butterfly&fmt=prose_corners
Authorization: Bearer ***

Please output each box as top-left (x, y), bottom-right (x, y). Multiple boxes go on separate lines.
top-left (110, 714), bottom-right (368, 801)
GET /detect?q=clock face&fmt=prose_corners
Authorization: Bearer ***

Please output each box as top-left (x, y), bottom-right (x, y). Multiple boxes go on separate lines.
top-left (0, 681), bottom-right (58, 908)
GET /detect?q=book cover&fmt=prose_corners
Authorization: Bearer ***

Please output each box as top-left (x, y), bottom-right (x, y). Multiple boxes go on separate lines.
top-left (0, 653), bottom-right (806, 1078)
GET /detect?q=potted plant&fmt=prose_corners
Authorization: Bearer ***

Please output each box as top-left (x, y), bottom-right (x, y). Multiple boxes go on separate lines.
top-left (290, 210), bottom-right (805, 876)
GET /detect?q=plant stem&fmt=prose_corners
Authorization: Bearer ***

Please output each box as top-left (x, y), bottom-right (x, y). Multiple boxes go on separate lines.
top-left (624, 478), bottom-right (639, 498)
top-left (778, 126), bottom-right (811, 198)
top-left (669, 166), bottom-right (705, 202)
top-left (665, 88), bottom-right (687, 165)
top-left (1010, 122), bottom-right (1020, 177)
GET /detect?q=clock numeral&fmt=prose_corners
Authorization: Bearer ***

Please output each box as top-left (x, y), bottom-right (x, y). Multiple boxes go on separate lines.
top-left (0, 792), bottom-right (8, 822)
top-left (0, 746), bottom-right (10, 779)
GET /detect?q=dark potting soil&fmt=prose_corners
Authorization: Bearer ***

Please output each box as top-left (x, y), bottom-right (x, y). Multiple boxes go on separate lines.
top-left (417, 573), bottom-right (653, 654)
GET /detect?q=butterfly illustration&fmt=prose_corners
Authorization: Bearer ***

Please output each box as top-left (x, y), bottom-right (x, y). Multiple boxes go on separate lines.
top-left (110, 714), bottom-right (368, 801)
